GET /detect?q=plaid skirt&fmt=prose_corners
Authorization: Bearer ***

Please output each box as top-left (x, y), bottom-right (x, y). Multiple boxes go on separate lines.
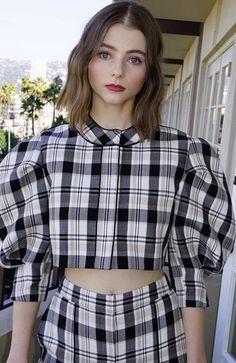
top-left (37, 274), bottom-right (186, 362)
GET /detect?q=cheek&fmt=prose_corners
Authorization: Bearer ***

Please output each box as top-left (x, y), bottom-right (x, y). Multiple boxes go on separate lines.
top-left (88, 63), bottom-right (95, 86)
top-left (88, 61), bottom-right (102, 86)
top-left (131, 68), bottom-right (147, 91)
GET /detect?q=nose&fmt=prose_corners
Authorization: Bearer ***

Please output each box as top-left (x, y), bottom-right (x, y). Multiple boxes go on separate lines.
top-left (112, 58), bottom-right (124, 80)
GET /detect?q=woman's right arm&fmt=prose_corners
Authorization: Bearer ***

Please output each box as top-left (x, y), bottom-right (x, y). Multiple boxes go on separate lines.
top-left (7, 301), bottom-right (40, 363)
top-left (0, 134), bottom-right (52, 362)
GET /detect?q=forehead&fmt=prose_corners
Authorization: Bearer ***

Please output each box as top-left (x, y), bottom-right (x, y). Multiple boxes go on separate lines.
top-left (102, 23), bottom-right (146, 50)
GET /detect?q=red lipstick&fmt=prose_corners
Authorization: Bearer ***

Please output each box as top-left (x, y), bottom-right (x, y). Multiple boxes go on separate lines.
top-left (105, 84), bottom-right (126, 92)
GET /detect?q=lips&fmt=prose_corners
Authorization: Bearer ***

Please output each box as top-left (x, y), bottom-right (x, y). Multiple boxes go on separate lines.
top-left (105, 84), bottom-right (126, 92)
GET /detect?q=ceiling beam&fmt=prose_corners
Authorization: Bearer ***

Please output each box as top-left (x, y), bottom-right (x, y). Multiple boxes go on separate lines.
top-left (164, 74), bottom-right (175, 78)
top-left (163, 58), bottom-right (183, 65)
top-left (157, 18), bottom-right (202, 36)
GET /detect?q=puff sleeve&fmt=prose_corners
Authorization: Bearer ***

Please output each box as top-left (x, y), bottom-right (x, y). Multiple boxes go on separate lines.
top-left (168, 137), bottom-right (236, 307)
top-left (0, 135), bottom-right (52, 301)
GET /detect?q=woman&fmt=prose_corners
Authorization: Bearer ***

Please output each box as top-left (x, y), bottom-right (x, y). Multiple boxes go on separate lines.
top-left (1, 2), bottom-right (235, 362)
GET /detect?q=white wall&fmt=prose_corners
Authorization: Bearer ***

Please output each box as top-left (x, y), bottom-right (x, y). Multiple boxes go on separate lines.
top-left (202, 0), bottom-right (236, 60)
top-left (163, 0), bottom-right (236, 188)
top-left (182, 38), bottom-right (198, 82)
top-left (162, 3), bottom-right (236, 360)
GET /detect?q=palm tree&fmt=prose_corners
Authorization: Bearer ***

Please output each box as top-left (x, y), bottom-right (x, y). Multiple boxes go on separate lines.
top-left (0, 83), bottom-right (15, 150)
top-left (0, 83), bottom-right (15, 120)
top-left (21, 95), bottom-right (45, 137)
top-left (20, 76), bottom-right (47, 137)
top-left (43, 75), bottom-right (63, 124)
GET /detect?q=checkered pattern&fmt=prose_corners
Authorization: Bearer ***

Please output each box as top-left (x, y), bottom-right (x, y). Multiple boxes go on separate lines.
top-left (37, 275), bottom-right (186, 362)
top-left (0, 116), bottom-right (235, 306)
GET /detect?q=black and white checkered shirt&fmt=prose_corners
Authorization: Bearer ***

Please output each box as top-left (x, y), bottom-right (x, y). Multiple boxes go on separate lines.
top-left (0, 116), bottom-right (235, 306)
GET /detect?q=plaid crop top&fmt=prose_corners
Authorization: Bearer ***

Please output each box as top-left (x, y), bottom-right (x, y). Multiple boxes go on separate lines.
top-left (0, 116), bottom-right (235, 306)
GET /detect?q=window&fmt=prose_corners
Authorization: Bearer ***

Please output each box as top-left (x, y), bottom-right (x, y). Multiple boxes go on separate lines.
top-left (201, 47), bottom-right (233, 148)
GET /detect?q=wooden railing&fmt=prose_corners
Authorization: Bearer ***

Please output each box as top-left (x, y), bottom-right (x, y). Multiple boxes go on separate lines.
top-left (0, 267), bottom-right (15, 310)
top-left (0, 266), bottom-right (61, 310)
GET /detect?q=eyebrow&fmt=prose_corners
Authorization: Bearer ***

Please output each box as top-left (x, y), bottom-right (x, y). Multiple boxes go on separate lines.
top-left (100, 42), bottom-right (146, 56)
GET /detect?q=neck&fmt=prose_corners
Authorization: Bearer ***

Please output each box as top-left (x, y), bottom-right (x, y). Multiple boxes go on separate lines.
top-left (90, 104), bottom-right (134, 130)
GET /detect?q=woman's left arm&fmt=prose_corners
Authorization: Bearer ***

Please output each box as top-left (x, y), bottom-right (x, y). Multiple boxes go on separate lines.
top-left (182, 307), bottom-right (207, 363)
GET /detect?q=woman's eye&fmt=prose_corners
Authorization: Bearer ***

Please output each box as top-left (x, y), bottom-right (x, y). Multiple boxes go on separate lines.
top-left (98, 51), bottom-right (110, 60)
top-left (129, 57), bottom-right (142, 65)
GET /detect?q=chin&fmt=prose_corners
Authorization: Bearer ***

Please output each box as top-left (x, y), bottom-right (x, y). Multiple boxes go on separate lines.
top-left (105, 95), bottom-right (133, 103)
top-left (103, 97), bottom-right (127, 105)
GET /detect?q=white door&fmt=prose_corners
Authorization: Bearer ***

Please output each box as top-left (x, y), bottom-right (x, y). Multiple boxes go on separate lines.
top-left (213, 177), bottom-right (236, 363)
top-left (212, 44), bottom-right (236, 363)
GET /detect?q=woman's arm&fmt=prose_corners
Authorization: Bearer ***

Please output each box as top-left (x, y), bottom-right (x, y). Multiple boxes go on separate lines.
top-left (182, 307), bottom-right (207, 363)
top-left (7, 301), bottom-right (40, 363)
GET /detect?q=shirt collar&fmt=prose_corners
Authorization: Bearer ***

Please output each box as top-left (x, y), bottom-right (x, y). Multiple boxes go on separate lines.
top-left (77, 115), bottom-right (141, 146)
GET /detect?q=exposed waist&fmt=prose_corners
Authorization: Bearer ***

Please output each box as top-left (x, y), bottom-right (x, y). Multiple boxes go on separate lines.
top-left (64, 268), bottom-right (164, 295)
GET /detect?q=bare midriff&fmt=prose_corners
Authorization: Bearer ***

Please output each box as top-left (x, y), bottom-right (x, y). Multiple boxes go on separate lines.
top-left (65, 268), bottom-right (164, 295)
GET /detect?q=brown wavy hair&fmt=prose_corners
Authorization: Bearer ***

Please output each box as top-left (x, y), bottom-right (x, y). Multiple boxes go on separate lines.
top-left (57, 1), bottom-right (164, 142)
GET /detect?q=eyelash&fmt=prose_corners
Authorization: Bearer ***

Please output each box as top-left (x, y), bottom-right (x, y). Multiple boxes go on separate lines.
top-left (98, 51), bottom-right (143, 65)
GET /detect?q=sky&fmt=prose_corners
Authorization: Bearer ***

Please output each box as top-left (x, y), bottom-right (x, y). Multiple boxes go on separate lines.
top-left (0, 0), bottom-right (112, 62)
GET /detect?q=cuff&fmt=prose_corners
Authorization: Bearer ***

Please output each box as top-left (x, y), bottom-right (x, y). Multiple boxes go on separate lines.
top-left (173, 268), bottom-right (209, 308)
top-left (11, 262), bottom-right (51, 302)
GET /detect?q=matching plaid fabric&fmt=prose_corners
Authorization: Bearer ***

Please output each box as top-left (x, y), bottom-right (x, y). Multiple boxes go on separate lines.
top-left (37, 275), bottom-right (187, 363)
top-left (0, 116), bottom-right (235, 306)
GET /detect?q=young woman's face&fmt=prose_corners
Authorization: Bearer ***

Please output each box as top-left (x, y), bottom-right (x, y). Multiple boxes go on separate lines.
top-left (88, 23), bottom-right (147, 110)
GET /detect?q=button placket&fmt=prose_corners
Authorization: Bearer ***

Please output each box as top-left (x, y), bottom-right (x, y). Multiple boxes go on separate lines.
top-left (96, 145), bottom-right (121, 268)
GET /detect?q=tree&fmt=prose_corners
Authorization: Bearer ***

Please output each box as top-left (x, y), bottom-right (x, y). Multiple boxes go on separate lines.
top-left (51, 114), bottom-right (68, 127)
top-left (0, 84), bottom-right (16, 151)
top-left (0, 129), bottom-right (19, 160)
top-left (0, 129), bottom-right (7, 156)
top-left (43, 75), bottom-right (63, 124)
top-left (20, 76), bottom-right (47, 137)
top-left (0, 83), bottom-right (15, 120)
top-left (21, 95), bottom-right (45, 137)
